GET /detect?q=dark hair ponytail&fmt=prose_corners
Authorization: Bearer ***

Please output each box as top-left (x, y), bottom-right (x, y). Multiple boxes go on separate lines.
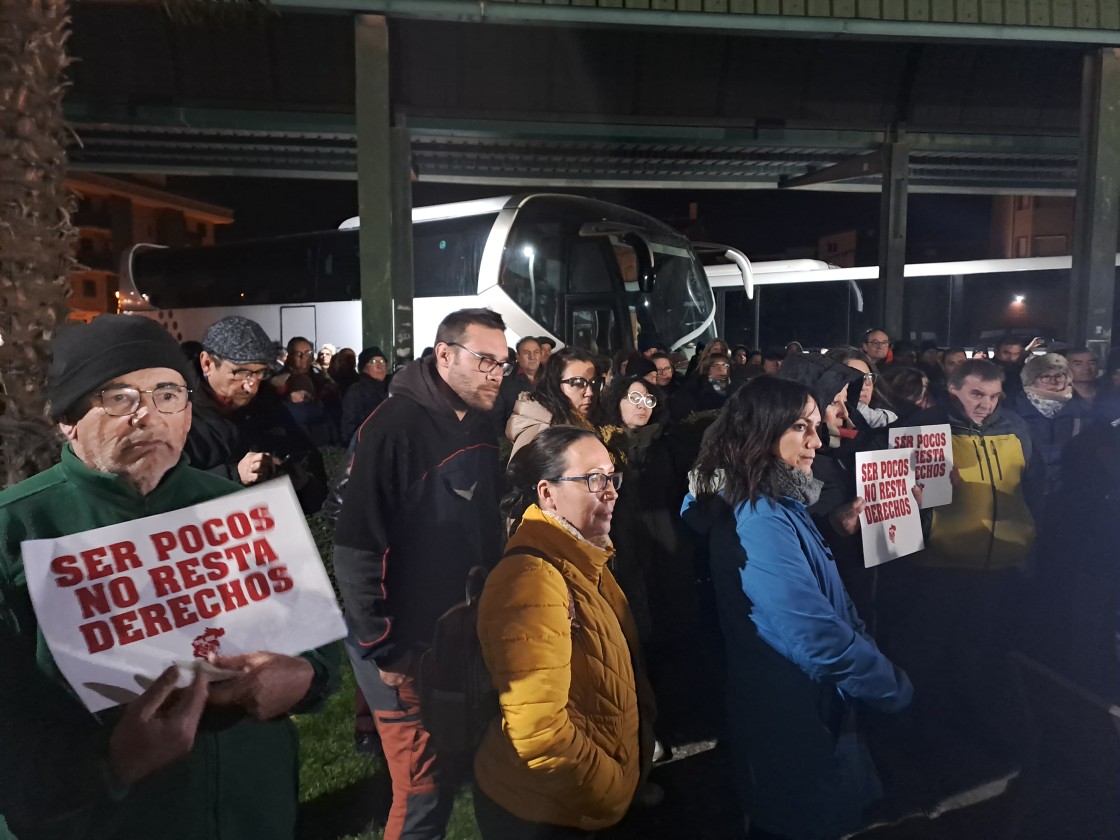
top-left (501, 425), bottom-right (600, 536)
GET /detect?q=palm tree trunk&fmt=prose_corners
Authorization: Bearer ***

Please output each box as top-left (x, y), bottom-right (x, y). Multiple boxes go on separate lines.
top-left (0, 0), bottom-right (76, 489)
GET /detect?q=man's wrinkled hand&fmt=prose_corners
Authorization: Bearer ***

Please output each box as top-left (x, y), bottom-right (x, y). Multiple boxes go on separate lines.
top-left (829, 497), bottom-right (866, 536)
top-left (206, 652), bottom-right (313, 720)
top-left (108, 665), bottom-right (208, 788)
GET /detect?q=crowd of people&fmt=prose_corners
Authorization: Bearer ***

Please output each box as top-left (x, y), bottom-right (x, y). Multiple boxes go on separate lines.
top-left (2, 308), bottom-right (1118, 840)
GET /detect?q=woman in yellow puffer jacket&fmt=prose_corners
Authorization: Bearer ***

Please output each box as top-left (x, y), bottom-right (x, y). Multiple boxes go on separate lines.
top-left (474, 425), bottom-right (656, 838)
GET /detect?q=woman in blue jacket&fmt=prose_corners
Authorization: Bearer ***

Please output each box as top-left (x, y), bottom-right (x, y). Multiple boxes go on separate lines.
top-left (682, 377), bottom-right (913, 840)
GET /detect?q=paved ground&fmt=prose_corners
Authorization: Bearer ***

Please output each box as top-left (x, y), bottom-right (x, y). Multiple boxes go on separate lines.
top-left (600, 644), bottom-right (1120, 840)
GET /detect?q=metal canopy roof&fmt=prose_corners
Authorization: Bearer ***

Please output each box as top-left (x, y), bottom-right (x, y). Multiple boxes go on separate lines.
top-left (65, 6), bottom-right (1085, 194)
top-left (67, 115), bottom-right (1078, 194)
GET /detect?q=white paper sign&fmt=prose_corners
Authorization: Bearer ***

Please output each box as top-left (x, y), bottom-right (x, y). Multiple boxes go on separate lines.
top-left (22, 478), bottom-right (346, 713)
top-left (855, 448), bottom-right (925, 567)
top-left (888, 424), bottom-right (954, 509)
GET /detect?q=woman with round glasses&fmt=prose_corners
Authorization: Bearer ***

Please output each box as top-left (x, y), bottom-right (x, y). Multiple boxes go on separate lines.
top-left (507, 347), bottom-right (602, 459)
top-left (683, 377), bottom-right (912, 840)
top-left (591, 375), bottom-right (664, 639)
top-left (596, 375), bottom-right (660, 431)
top-left (474, 426), bottom-right (655, 838)
top-left (598, 375), bottom-right (698, 704)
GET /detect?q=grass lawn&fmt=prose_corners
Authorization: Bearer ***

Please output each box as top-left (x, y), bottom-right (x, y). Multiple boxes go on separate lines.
top-left (295, 447), bottom-right (480, 840)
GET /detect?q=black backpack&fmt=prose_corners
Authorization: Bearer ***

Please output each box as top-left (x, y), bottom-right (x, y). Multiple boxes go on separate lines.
top-left (418, 548), bottom-right (577, 780)
top-left (418, 565), bottom-right (496, 779)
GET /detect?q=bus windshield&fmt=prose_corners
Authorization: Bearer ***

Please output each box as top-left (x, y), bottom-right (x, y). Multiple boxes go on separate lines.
top-left (637, 239), bottom-right (716, 351)
top-left (497, 195), bottom-right (714, 352)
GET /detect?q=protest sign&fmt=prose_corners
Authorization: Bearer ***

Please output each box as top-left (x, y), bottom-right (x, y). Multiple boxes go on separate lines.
top-left (855, 448), bottom-right (924, 567)
top-left (22, 478), bottom-right (346, 713)
top-left (888, 424), bottom-right (954, 509)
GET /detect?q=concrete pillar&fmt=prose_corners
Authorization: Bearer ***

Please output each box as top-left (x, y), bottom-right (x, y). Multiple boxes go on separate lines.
top-left (1069, 48), bottom-right (1120, 352)
top-left (878, 136), bottom-right (909, 341)
top-left (354, 14), bottom-right (394, 352)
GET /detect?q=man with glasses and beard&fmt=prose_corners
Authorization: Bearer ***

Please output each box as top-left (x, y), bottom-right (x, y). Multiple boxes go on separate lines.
top-left (0, 316), bottom-right (338, 840)
top-left (333, 308), bottom-right (510, 840)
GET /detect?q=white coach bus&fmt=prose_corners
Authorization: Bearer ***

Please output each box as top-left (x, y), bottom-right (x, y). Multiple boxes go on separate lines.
top-left (119, 193), bottom-right (720, 358)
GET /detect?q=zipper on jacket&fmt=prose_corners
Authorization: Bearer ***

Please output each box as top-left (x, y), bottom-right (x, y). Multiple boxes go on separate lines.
top-left (992, 446), bottom-right (1004, 481)
top-left (973, 440), bottom-right (985, 481)
top-left (979, 438), bottom-right (999, 570)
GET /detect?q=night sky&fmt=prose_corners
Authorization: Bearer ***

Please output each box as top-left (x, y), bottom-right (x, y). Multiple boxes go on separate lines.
top-left (165, 175), bottom-right (993, 264)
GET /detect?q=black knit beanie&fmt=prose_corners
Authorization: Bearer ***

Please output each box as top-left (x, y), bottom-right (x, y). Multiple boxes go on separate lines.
top-left (49, 315), bottom-right (193, 419)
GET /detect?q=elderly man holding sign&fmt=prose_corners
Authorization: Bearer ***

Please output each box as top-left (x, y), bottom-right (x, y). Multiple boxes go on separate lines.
top-left (0, 316), bottom-right (338, 840)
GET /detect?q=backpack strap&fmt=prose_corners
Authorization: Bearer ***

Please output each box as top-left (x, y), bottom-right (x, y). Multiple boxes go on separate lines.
top-left (501, 546), bottom-right (579, 632)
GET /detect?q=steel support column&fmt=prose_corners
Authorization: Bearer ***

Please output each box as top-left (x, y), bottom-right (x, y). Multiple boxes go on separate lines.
top-left (878, 138), bottom-right (910, 340)
top-left (1069, 48), bottom-right (1120, 351)
top-left (355, 15), bottom-right (394, 352)
top-left (390, 124), bottom-right (414, 361)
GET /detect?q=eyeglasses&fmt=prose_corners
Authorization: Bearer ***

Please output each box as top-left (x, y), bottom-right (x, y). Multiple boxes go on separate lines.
top-left (293, 350), bottom-right (314, 358)
top-left (861, 373), bottom-right (878, 384)
top-left (547, 473), bottom-right (623, 493)
top-left (209, 354), bottom-right (272, 381)
top-left (864, 340), bottom-right (890, 348)
top-left (450, 343), bottom-right (514, 376)
top-left (226, 365), bottom-right (272, 382)
top-left (95, 385), bottom-right (191, 416)
top-left (1036, 373), bottom-right (1068, 384)
top-left (654, 366), bottom-right (673, 376)
top-left (626, 391), bottom-right (657, 408)
top-left (370, 358), bottom-right (388, 366)
top-left (560, 377), bottom-right (602, 391)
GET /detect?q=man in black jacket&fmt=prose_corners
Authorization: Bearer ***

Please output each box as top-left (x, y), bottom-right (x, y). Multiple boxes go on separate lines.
top-left (186, 316), bottom-right (328, 514)
top-left (490, 335), bottom-right (542, 431)
top-left (333, 308), bottom-right (509, 840)
top-left (339, 346), bottom-right (390, 444)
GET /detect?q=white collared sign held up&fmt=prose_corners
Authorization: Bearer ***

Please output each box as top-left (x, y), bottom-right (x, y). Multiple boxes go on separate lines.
top-left (888, 424), bottom-right (954, 509)
top-left (22, 478), bottom-right (346, 713)
top-left (855, 448), bottom-right (925, 567)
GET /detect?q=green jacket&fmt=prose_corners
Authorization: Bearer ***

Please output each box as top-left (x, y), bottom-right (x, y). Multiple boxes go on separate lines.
top-left (0, 446), bottom-right (339, 840)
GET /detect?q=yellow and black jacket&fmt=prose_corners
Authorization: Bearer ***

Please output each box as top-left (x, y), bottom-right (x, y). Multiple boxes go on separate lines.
top-left (908, 404), bottom-right (1039, 571)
